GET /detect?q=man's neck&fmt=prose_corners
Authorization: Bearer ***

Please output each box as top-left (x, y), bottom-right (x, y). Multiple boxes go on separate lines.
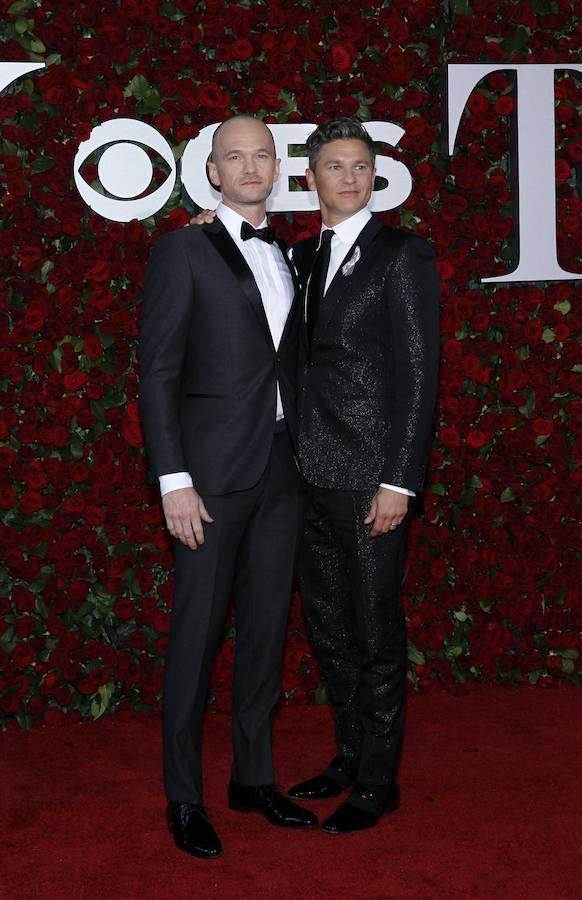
top-left (221, 199), bottom-right (267, 227)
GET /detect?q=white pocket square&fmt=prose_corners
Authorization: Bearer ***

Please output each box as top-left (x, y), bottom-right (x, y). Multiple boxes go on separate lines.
top-left (342, 245), bottom-right (360, 276)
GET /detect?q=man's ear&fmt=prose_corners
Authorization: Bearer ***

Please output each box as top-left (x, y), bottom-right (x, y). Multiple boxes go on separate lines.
top-left (305, 167), bottom-right (316, 192)
top-left (207, 161), bottom-right (220, 190)
top-left (273, 158), bottom-right (281, 183)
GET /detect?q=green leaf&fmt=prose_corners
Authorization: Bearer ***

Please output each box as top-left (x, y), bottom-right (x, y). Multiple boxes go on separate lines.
top-left (8, 0), bottom-right (32, 12)
top-left (407, 642), bottom-right (426, 665)
top-left (96, 328), bottom-right (116, 349)
top-left (450, 0), bottom-right (472, 14)
top-left (561, 658), bottom-right (574, 674)
top-left (356, 102), bottom-right (371, 122)
top-left (40, 260), bottom-right (53, 283)
top-left (315, 681), bottom-right (328, 704)
top-left (542, 327), bottom-right (555, 343)
top-left (554, 299), bottom-right (571, 315)
top-left (429, 483), bottom-right (446, 496)
top-left (47, 348), bottom-right (62, 373)
top-left (0, 626), bottom-right (15, 650)
top-left (501, 26), bottom-right (530, 55)
top-left (14, 16), bottom-right (31, 33)
top-left (31, 156), bottom-right (55, 173)
top-left (518, 387), bottom-right (535, 418)
top-left (500, 487), bottom-right (514, 502)
top-left (16, 709), bottom-right (33, 729)
top-left (30, 38), bottom-right (46, 54)
top-left (531, 0), bottom-right (551, 13)
top-left (454, 610), bottom-right (468, 622)
top-left (480, 599), bottom-right (494, 613)
top-left (560, 649), bottom-right (579, 660)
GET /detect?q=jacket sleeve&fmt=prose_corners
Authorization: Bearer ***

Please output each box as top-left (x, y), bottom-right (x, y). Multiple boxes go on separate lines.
top-left (139, 232), bottom-right (194, 480)
top-left (381, 235), bottom-right (440, 493)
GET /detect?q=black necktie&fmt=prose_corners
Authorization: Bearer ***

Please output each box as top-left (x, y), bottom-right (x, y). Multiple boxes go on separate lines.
top-left (306, 229), bottom-right (335, 341)
top-left (240, 221), bottom-right (275, 244)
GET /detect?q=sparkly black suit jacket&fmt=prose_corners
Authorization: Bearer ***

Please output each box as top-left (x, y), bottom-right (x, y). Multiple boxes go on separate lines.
top-left (139, 219), bottom-right (301, 494)
top-left (293, 216), bottom-right (440, 494)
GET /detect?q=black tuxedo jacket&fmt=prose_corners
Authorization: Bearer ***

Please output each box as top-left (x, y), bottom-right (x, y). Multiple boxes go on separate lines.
top-left (139, 219), bottom-right (301, 495)
top-left (293, 216), bottom-right (440, 494)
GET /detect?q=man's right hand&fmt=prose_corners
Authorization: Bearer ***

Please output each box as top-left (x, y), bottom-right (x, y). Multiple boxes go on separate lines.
top-left (162, 487), bottom-right (214, 549)
top-left (189, 209), bottom-right (216, 226)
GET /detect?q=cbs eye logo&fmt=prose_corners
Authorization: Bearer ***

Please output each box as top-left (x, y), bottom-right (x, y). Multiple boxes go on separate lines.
top-left (73, 119), bottom-right (177, 222)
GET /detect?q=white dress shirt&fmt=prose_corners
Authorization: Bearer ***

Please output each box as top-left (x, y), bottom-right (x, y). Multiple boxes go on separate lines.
top-left (159, 202), bottom-right (294, 496)
top-left (316, 207), bottom-right (414, 498)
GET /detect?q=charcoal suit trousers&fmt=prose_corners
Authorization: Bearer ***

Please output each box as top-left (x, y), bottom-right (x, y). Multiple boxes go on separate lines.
top-left (163, 429), bottom-right (302, 804)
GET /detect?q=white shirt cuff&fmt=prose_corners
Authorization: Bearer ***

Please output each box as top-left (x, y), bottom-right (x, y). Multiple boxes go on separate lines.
top-left (380, 483), bottom-right (416, 497)
top-left (159, 472), bottom-right (193, 496)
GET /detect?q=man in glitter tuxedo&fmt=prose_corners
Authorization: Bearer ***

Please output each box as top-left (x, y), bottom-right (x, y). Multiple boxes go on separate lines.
top-left (287, 118), bottom-right (440, 833)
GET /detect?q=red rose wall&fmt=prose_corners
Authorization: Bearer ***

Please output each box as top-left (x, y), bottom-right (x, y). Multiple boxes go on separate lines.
top-left (0, 0), bottom-right (580, 727)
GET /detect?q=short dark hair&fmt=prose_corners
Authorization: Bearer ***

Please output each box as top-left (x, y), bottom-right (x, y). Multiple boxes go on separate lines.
top-left (210, 113), bottom-right (276, 160)
top-left (306, 117), bottom-right (376, 171)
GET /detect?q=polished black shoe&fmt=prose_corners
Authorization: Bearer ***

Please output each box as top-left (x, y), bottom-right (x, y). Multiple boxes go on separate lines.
top-left (322, 784), bottom-right (400, 834)
top-left (167, 802), bottom-right (223, 859)
top-left (228, 781), bottom-right (318, 828)
top-left (288, 755), bottom-right (354, 800)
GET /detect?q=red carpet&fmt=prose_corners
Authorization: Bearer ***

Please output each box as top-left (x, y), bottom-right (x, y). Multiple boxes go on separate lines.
top-left (3, 687), bottom-right (581, 900)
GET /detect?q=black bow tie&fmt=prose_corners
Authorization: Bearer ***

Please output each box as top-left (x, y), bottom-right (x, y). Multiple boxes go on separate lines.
top-left (240, 221), bottom-right (275, 244)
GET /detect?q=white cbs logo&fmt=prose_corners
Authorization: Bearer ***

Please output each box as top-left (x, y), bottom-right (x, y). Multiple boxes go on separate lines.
top-left (71, 120), bottom-right (412, 222)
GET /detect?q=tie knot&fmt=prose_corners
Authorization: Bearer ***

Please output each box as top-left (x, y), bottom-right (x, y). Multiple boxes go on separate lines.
top-left (241, 221), bottom-right (275, 244)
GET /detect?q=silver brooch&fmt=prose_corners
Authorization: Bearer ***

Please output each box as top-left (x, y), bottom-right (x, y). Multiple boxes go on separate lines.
top-left (342, 245), bottom-right (360, 276)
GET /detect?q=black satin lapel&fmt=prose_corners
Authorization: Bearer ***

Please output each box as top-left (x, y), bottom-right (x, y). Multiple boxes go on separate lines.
top-left (313, 217), bottom-right (384, 341)
top-left (202, 221), bottom-right (272, 340)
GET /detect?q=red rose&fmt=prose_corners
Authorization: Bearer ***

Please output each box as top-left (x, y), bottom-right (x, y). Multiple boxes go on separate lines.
top-left (466, 430), bottom-right (488, 449)
top-left (0, 486), bottom-right (17, 508)
top-left (494, 96), bottom-right (514, 115)
top-left (12, 644), bottom-right (35, 668)
top-left (330, 43), bottom-right (356, 75)
top-left (113, 598), bottom-right (136, 622)
top-left (555, 159), bottom-right (572, 182)
top-left (231, 38), bottom-right (253, 60)
top-left (199, 83), bottom-right (229, 108)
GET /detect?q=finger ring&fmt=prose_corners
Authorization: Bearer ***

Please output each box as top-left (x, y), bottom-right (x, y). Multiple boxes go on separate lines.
top-left (390, 523), bottom-right (398, 529)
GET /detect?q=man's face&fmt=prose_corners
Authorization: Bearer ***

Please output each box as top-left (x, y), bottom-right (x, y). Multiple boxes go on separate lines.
top-left (207, 119), bottom-right (280, 210)
top-left (306, 139), bottom-right (375, 226)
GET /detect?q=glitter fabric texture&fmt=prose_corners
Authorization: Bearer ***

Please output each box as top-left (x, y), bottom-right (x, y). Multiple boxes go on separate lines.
top-left (296, 216), bottom-right (440, 786)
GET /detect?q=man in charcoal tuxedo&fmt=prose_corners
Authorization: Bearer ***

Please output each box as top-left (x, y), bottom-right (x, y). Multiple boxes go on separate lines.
top-left (139, 114), bottom-right (316, 860)
top-left (287, 118), bottom-right (440, 833)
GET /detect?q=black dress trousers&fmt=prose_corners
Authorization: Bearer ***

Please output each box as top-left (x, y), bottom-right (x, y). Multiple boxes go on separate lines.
top-left (163, 428), bottom-right (302, 804)
top-left (299, 485), bottom-right (411, 786)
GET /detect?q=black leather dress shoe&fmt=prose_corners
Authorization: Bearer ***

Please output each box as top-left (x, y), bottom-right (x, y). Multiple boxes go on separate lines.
top-left (322, 784), bottom-right (400, 834)
top-left (167, 802), bottom-right (223, 859)
top-left (228, 781), bottom-right (318, 828)
top-left (288, 756), bottom-right (354, 800)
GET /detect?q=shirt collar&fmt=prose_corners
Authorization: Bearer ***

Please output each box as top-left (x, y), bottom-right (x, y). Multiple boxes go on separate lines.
top-left (216, 202), bottom-right (268, 244)
top-left (320, 207), bottom-right (372, 246)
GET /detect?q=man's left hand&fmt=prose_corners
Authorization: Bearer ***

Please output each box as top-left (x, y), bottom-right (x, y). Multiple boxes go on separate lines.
top-left (364, 487), bottom-right (409, 538)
